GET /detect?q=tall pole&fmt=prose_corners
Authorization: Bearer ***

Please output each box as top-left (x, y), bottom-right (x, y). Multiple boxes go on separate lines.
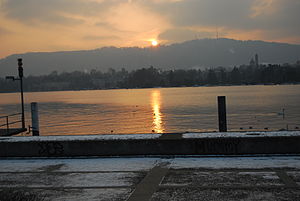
top-left (18, 58), bottom-right (25, 129)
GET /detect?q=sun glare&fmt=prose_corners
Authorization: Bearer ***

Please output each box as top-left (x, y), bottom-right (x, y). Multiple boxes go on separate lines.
top-left (151, 90), bottom-right (164, 133)
top-left (151, 40), bottom-right (158, 46)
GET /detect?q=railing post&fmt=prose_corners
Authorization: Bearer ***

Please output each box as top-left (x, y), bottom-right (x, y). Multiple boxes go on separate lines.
top-left (218, 96), bottom-right (227, 132)
top-left (6, 116), bottom-right (9, 135)
top-left (31, 102), bottom-right (40, 136)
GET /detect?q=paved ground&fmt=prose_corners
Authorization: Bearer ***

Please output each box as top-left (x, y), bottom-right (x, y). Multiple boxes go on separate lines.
top-left (0, 156), bottom-right (300, 201)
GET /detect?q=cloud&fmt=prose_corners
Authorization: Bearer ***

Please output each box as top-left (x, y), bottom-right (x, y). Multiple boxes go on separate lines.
top-left (138, 0), bottom-right (300, 43)
top-left (158, 28), bottom-right (214, 43)
top-left (0, 26), bottom-right (11, 35)
top-left (250, 0), bottom-right (276, 18)
top-left (2, 0), bottom-right (299, 34)
top-left (138, 0), bottom-right (251, 27)
top-left (0, 0), bottom-right (299, 59)
top-left (95, 22), bottom-right (113, 28)
top-left (94, 21), bottom-right (128, 33)
top-left (82, 35), bottom-right (120, 40)
top-left (0, 0), bottom-right (118, 25)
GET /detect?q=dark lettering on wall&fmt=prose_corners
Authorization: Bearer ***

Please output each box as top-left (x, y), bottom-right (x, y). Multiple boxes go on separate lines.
top-left (196, 139), bottom-right (240, 154)
top-left (38, 142), bottom-right (64, 156)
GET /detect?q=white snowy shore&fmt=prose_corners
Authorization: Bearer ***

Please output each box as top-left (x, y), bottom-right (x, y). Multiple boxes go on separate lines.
top-left (1, 131), bottom-right (299, 142)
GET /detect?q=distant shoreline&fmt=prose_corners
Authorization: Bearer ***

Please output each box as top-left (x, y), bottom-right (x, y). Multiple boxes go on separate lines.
top-left (1, 83), bottom-right (300, 94)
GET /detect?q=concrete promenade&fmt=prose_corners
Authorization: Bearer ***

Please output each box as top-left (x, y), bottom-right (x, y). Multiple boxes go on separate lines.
top-left (0, 156), bottom-right (300, 201)
top-left (1, 131), bottom-right (300, 200)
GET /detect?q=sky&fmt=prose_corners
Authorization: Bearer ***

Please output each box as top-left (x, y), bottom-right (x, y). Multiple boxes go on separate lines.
top-left (0, 0), bottom-right (299, 59)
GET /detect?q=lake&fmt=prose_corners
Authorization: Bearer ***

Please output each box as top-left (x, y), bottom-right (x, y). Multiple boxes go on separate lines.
top-left (0, 85), bottom-right (300, 135)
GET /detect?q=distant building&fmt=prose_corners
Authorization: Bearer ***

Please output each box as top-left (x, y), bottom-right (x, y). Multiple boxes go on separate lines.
top-left (249, 53), bottom-right (259, 68)
top-left (249, 58), bottom-right (255, 67)
top-left (255, 54), bottom-right (259, 67)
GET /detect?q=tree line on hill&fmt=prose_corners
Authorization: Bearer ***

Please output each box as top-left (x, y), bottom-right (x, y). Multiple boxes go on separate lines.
top-left (0, 62), bottom-right (300, 92)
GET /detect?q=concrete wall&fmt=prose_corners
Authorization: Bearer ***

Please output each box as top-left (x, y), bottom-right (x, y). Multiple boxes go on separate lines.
top-left (1, 136), bottom-right (300, 157)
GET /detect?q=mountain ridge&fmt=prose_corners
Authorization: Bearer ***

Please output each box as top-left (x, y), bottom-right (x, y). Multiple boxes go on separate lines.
top-left (1, 38), bottom-right (300, 76)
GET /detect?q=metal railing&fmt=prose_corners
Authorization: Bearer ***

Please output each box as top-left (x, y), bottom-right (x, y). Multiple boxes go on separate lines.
top-left (0, 113), bottom-right (22, 135)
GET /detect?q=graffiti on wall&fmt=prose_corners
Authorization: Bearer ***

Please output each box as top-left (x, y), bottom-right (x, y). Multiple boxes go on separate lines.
top-left (38, 142), bottom-right (64, 156)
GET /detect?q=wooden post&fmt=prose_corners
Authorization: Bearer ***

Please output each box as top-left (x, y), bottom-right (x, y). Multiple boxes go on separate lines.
top-left (31, 102), bottom-right (39, 136)
top-left (218, 96), bottom-right (227, 132)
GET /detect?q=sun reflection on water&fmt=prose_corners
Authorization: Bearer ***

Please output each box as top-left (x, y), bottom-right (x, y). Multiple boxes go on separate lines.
top-left (151, 90), bottom-right (164, 133)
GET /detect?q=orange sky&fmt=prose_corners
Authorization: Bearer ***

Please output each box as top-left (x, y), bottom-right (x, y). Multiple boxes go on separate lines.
top-left (0, 0), bottom-right (299, 59)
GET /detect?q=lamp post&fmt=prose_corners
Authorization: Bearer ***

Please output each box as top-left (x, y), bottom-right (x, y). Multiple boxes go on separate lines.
top-left (5, 58), bottom-right (25, 129)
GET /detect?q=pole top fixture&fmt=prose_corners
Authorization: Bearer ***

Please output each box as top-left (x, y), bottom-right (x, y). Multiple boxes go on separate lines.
top-left (18, 58), bottom-right (23, 68)
top-left (17, 58), bottom-right (23, 78)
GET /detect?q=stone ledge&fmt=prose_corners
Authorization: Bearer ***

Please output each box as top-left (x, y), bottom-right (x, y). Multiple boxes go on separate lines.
top-left (1, 131), bottom-right (300, 157)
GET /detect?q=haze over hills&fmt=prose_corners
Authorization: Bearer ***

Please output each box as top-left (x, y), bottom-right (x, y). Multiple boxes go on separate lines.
top-left (1, 38), bottom-right (300, 76)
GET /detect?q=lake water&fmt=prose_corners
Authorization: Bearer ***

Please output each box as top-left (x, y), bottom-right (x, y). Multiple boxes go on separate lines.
top-left (0, 85), bottom-right (300, 135)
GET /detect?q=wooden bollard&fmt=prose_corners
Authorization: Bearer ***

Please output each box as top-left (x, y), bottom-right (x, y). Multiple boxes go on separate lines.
top-left (218, 96), bottom-right (227, 132)
top-left (31, 102), bottom-right (40, 136)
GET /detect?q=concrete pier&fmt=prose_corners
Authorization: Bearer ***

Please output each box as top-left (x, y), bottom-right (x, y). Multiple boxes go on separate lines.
top-left (0, 156), bottom-right (300, 200)
top-left (1, 131), bottom-right (300, 158)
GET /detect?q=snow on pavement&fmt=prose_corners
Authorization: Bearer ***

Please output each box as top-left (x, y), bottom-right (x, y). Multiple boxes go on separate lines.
top-left (168, 156), bottom-right (300, 169)
top-left (0, 133), bottom-right (161, 142)
top-left (1, 156), bottom-right (300, 172)
top-left (0, 158), bottom-right (159, 172)
top-left (1, 156), bottom-right (300, 201)
top-left (183, 131), bottom-right (300, 139)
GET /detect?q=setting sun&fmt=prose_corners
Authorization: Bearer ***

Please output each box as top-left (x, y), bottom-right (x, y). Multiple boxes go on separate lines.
top-left (151, 40), bottom-right (158, 46)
